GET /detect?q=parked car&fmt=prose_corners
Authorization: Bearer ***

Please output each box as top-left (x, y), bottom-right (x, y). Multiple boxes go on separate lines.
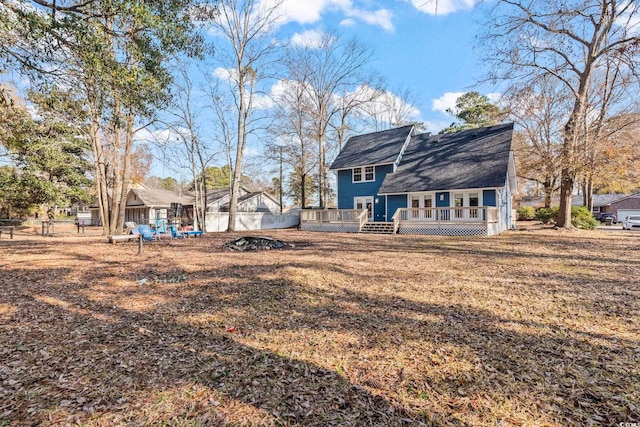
top-left (622, 215), bottom-right (640, 230)
top-left (592, 212), bottom-right (603, 221)
top-left (600, 213), bottom-right (617, 224)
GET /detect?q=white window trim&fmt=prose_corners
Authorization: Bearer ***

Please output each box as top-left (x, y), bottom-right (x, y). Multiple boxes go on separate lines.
top-left (352, 166), bottom-right (375, 183)
top-left (353, 167), bottom-right (362, 182)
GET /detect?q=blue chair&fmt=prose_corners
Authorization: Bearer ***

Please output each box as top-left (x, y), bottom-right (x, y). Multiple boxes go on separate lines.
top-left (137, 224), bottom-right (155, 241)
top-left (155, 219), bottom-right (168, 233)
top-left (169, 225), bottom-right (185, 239)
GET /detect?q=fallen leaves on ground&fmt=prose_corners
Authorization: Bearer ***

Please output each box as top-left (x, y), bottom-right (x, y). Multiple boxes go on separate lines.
top-left (0, 223), bottom-right (638, 426)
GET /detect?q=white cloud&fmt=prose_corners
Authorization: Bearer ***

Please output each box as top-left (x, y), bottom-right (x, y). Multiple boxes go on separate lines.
top-left (256, 0), bottom-right (393, 31)
top-left (422, 120), bottom-right (452, 133)
top-left (357, 86), bottom-right (420, 119)
top-left (253, 79), bottom-right (301, 110)
top-left (339, 85), bottom-right (421, 128)
top-left (431, 92), bottom-right (464, 114)
top-left (257, 0), bottom-right (350, 26)
top-left (291, 29), bottom-right (326, 48)
top-left (615, 2), bottom-right (640, 35)
top-left (213, 67), bottom-right (237, 83)
top-left (486, 92), bottom-right (503, 105)
top-left (339, 18), bottom-right (356, 27)
top-left (135, 127), bottom-right (187, 145)
top-left (345, 8), bottom-right (393, 31)
top-left (409, 0), bottom-right (480, 16)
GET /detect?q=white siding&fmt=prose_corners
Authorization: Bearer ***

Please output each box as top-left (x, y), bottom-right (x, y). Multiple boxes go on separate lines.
top-left (205, 212), bottom-right (299, 232)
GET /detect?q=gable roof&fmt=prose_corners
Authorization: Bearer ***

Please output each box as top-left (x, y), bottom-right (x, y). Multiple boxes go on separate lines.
top-left (330, 125), bottom-right (414, 170)
top-left (572, 193), bottom-right (640, 207)
top-left (129, 188), bottom-right (194, 207)
top-left (205, 188), bottom-right (231, 203)
top-left (238, 191), bottom-right (279, 205)
top-left (218, 191), bottom-right (281, 211)
top-left (378, 123), bottom-right (514, 194)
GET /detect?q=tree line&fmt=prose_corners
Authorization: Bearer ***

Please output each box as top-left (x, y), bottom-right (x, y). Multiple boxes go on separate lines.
top-left (1, 0), bottom-right (639, 232)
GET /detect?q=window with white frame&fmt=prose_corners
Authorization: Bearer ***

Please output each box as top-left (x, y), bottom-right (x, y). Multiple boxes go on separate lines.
top-left (364, 166), bottom-right (374, 181)
top-left (353, 168), bottom-right (362, 182)
top-left (352, 166), bottom-right (375, 183)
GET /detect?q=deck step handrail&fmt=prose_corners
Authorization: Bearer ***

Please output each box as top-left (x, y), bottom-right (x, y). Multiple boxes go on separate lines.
top-left (391, 209), bottom-right (401, 234)
top-left (357, 209), bottom-right (369, 231)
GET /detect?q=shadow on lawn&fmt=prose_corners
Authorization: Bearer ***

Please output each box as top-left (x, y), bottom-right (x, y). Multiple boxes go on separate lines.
top-left (310, 231), bottom-right (638, 267)
top-left (0, 266), bottom-right (431, 426)
top-left (1, 234), bottom-right (639, 426)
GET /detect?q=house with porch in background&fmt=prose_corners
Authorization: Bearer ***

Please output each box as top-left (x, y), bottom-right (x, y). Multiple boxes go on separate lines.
top-left (300, 123), bottom-right (517, 236)
top-left (90, 186), bottom-right (282, 229)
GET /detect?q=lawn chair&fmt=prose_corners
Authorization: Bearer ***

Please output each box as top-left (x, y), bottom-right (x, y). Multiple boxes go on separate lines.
top-left (137, 224), bottom-right (155, 241)
top-left (125, 221), bottom-right (138, 232)
top-left (153, 219), bottom-right (171, 240)
top-left (155, 219), bottom-right (168, 233)
top-left (169, 225), bottom-right (185, 239)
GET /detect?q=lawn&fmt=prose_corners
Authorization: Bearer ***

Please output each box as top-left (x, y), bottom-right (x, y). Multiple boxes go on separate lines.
top-left (0, 225), bottom-right (638, 426)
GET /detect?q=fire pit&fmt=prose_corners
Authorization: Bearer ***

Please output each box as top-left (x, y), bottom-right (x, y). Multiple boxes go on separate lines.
top-left (222, 236), bottom-right (293, 251)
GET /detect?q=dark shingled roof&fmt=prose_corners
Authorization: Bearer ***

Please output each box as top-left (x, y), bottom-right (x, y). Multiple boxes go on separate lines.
top-left (572, 193), bottom-right (640, 207)
top-left (378, 123), bottom-right (514, 194)
top-left (330, 125), bottom-right (414, 170)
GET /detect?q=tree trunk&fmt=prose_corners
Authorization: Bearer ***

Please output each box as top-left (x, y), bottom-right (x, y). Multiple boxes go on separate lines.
top-left (115, 107), bottom-right (135, 233)
top-left (228, 78), bottom-right (246, 232)
top-left (583, 176), bottom-right (594, 212)
top-left (318, 136), bottom-right (324, 208)
top-left (88, 101), bottom-right (111, 236)
top-left (543, 180), bottom-right (553, 209)
top-left (278, 147), bottom-right (283, 213)
top-left (557, 169), bottom-right (574, 228)
top-left (228, 156), bottom-right (243, 232)
top-left (301, 172), bottom-right (306, 208)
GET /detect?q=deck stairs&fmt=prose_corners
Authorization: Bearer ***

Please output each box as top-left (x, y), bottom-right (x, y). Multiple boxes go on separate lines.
top-left (359, 221), bottom-right (395, 234)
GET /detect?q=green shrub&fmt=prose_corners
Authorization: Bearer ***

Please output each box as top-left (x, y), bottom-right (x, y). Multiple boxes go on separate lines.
top-left (571, 206), bottom-right (598, 230)
top-left (516, 206), bottom-right (536, 220)
top-left (535, 206), bottom-right (559, 224)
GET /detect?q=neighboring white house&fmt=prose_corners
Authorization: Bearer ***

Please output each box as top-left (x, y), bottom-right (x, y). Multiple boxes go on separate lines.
top-left (90, 186), bottom-right (284, 229)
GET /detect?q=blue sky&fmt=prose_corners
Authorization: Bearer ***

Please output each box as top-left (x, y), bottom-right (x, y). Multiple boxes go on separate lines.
top-left (153, 0), bottom-right (497, 182)
top-left (262, 0), bottom-right (492, 132)
top-left (146, 0), bottom-right (497, 181)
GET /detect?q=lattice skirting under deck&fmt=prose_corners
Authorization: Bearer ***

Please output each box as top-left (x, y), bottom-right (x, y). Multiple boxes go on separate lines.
top-left (398, 223), bottom-right (489, 236)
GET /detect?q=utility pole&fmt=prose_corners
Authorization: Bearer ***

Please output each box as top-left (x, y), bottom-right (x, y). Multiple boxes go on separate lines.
top-left (279, 146), bottom-right (283, 213)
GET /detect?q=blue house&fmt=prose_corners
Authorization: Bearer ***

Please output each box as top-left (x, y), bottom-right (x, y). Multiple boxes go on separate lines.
top-left (300, 123), bottom-right (517, 236)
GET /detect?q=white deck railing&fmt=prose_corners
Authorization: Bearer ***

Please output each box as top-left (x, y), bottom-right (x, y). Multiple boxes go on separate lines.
top-left (300, 209), bottom-right (369, 231)
top-left (300, 207), bottom-right (500, 235)
top-left (397, 207), bottom-right (498, 223)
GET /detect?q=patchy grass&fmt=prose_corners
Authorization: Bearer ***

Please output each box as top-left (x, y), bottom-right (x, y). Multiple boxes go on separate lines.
top-left (0, 225), bottom-right (639, 426)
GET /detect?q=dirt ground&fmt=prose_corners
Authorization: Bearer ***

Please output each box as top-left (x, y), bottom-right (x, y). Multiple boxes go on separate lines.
top-left (0, 223), bottom-right (638, 426)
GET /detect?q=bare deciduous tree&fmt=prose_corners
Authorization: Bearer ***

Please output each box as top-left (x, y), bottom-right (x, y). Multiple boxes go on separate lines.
top-left (285, 31), bottom-right (375, 208)
top-left (264, 79), bottom-right (318, 208)
top-left (210, 0), bottom-right (281, 231)
top-left (506, 78), bottom-right (568, 208)
top-left (161, 66), bottom-right (219, 232)
top-left (483, 0), bottom-right (640, 228)
top-left (357, 86), bottom-right (421, 132)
